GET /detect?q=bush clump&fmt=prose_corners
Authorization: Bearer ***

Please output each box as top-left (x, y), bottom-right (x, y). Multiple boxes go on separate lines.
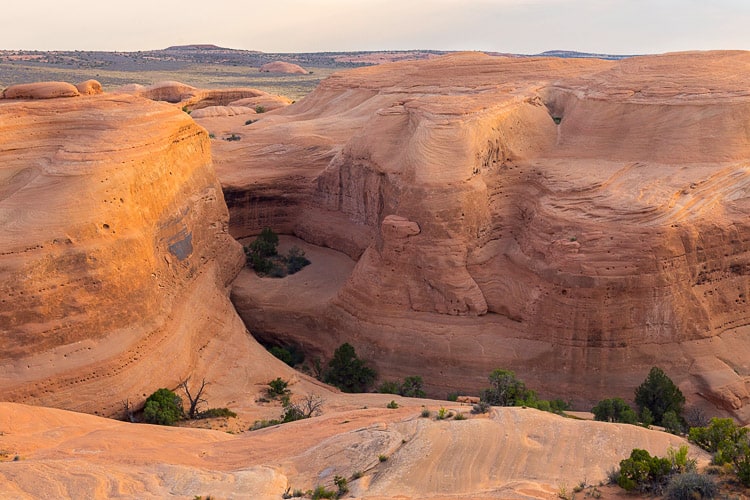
top-left (591, 397), bottom-right (638, 424)
top-left (617, 448), bottom-right (673, 492)
top-left (378, 376), bottom-right (426, 398)
top-left (143, 388), bottom-right (184, 425)
top-left (665, 472), bottom-right (717, 500)
top-left (267, 344), bottom-right (305, 367)
top-left (689, 417), bottom-right (750, 486)
top-left (479, 368), bottom-right (569, 415)
top-left (244, 228), bottom-right (311, 277)
top-left (324, 343), bottom-right (376, 393)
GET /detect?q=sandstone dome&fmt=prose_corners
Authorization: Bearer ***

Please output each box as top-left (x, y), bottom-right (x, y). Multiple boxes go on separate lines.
top-left (259, 60), bottom-right (308, 75)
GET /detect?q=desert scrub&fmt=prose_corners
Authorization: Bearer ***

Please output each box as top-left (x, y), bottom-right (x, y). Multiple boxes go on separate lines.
top-left (665, 472), bottom-right (717, 500)
top-left (420, 407), bottom-right (431, 418)
top-left (378, 454), bottom-right (388, 462)
top-left (387, 400), bottom-right (398, 409)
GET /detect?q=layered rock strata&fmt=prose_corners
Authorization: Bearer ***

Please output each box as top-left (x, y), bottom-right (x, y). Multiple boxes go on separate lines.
top-left (226, 51), bottom-right (750, 420)
top-left (0, 88), bottom-right (284, 416)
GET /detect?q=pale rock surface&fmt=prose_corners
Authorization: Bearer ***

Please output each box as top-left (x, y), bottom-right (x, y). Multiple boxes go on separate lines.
top-left (0, 402), bottom-right (708, 499)
top-left (189, 105), bottom-right (257, 118)
top-left (224, 51), bottom-right (750, 421)
top-left (259, 60), bottom-right (308, 74)
top-left (2, 81), bottom-right (80, 99)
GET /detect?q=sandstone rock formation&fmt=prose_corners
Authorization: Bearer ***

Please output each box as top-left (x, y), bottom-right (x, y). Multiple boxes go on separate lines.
top-left (224, 51), bottom-right (750, 421)
top-left (2, 81), bottom-right (80, 99)
top-left (0, 401), bottom-right (707, 498)
top-left (118, 81), bottom-right (291, 111)
top-left (75, 79), bottom-right (103, 95)
top-left (0, 88), bottom-right (298, 416)
top-left (259, 60), bottom-right (308, 74)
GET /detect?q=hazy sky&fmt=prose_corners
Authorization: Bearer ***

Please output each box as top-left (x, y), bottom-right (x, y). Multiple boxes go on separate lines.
top-left (4, 0), bottom-right (750, 54)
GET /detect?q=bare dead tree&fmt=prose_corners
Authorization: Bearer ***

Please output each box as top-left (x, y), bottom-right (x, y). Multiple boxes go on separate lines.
top-left (298, 393), bottom-right (324, 418)
top-left (122, 399), bottom-right (137, 423)
top-left (180, 377), bottom-right (209, 419)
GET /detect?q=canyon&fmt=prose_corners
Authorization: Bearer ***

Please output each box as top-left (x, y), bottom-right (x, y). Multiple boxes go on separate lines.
top-left (215, 51), bottom-right (750, 422)
top-left (2, 50), bottom-right (750, 497)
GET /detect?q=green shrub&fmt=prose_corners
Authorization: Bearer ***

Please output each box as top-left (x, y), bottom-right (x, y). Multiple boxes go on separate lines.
top-left (689, 417), bottom-right (748, 457)
top-left (267, 344), bottom-right (305, 367)
top-left (480, 369), bottom-right (532, 406)
top-left (420, 407), bottom-right (431, 418)
top-left (267, 377), bottom-right (290, 397)
top-left (436, 407), bottom-right (449, 420)
top-left (285, 246), bottom-right (310, 274)
top-left (324, 343), bottom-right (376, 393)
top-left (446, 392), bottom-right (459, 402)
top-left (378, 381), bottom-right (400, 394)
top-left (248, 227), bottom-right (278, 259)
top-left (617, 448), bottom-right (672, 492)
top-left (311, 485), bottom-right (336, 499)
top-left (198, 408), bottom-right (237, 419)
top-left (352, 470), bottom-right (363, 480)
top-left (143, 388), bottom-right (183, 425)
top-left (665, 472), bottom-right (717, 500)
top-left (399, 376), bottom-right (426, 398)
top-left (668, 445), bottom-right (696, 473)
top-left (251, 419), bottom-right (281, 430)
top-left (333, 475), bottom-right (349, 496)
top-left (255, 105), bottom-right (266, 113)
top-left (591, 397), bottom-right (638, 424)
top-left (634, 367), bottom-right (685, 427)
top-left (662, 410), bottom-right (683, 434)
top-left (378, 454), bottom-right (388, 462)
top-left (387, 400), bottom-right (399, 409)
top-left (471, 401), bottom-right (490, 414)
top-left (453, 412), bottom-right (467, 420)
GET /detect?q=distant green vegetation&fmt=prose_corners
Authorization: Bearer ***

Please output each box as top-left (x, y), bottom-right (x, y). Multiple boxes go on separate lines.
top-left (479, 369), bottom-right (570, 415)
top-left (244, 227), bottom-right (310, 277)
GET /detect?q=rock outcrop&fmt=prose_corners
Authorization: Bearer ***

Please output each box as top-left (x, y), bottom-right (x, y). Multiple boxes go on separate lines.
top-left (0, 89), bottom-right (291, 416)
top-left (259, 61), bottom-right (308, 74)
top-left (2, 81), bottom-right (80, 99)
top-left (225, 51), bottom-right (750, 420)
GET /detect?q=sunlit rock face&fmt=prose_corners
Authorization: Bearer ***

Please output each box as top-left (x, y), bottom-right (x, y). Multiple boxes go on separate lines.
top-left (0, 90), bottom-right (253, 416)
top-left (224, 51), bottom-right (750, 420)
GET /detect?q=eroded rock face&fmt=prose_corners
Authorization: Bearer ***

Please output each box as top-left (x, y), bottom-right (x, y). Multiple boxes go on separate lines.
top-left (0, 90), bottom-right (273, 416)
top-left (226, 51), bottom-right (750, 420)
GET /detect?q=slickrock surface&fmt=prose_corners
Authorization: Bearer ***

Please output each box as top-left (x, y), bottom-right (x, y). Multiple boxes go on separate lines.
top-left (225, 51), bottom-right (750, 420)
top-left (119, 80), bottom-right (291, 111)
top-left (0, 401), bottom-right (706, 499)
top-left (259, 60), bottom-right (309, 74)
top-left (0, 90), bottom-right (298, 416)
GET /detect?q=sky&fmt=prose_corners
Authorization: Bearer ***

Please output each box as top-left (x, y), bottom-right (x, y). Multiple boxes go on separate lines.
top-left (4, 0), bottom-right (750, 55)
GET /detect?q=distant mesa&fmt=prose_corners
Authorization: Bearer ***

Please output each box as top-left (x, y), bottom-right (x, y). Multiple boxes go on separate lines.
top-left (259, 61), bottom-right (308, 75)
top-left (164, 44), bottom-right (228, 51)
